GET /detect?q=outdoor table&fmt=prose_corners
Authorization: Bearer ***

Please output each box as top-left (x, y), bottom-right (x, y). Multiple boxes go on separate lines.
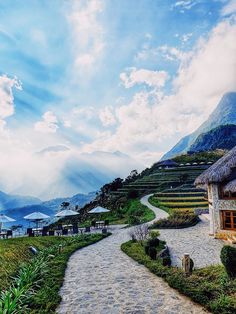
top-left (32, 228), bottom-right (43, 236)
top-left (0, 232), bottom-right (7, 239)
top-left (95, 221), bottom-right (105, 228)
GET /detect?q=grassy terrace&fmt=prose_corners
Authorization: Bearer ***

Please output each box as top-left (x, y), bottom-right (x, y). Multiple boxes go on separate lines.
top-left (121, 241), bottom-right (236, 314)
top-left (0, 234), bottom-right (108, 313)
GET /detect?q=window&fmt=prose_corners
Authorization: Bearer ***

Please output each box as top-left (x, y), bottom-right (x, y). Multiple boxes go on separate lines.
top-left (222, 211), bottom-right (236, 230)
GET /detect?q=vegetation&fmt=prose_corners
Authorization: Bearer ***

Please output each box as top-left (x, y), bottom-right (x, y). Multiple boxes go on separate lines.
top-left (173, 150), bottom-right (225, 164)
top-left (121, 240), bottom-right (236, 314)
top-left (150, 211), bottom-right (200, 229)
top-left (220, 246), bottom-right (236, 278)
top-left (0, 234), bottom-right (108, 313)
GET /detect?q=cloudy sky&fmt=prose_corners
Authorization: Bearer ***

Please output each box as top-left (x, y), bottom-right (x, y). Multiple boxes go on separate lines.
top-left (0, 0), bottom-right (236, 197)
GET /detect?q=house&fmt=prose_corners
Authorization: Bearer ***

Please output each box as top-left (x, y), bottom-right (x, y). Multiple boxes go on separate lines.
top-left (195, 146), bottom-right (236, 238)
top-left (156, 159), bottom-right (179, 169)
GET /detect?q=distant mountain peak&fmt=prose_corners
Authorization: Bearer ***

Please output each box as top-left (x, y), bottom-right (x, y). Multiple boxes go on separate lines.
top-left (162, 91), bottom-right (236, 160)
top-left (36, 145), bottom-right (70, 155)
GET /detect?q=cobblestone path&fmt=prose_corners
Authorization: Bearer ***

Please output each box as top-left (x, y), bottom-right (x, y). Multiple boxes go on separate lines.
top-left (141, 195), bottom-right (224, 268)
top-left (57, 195), bottom-right (208, 314)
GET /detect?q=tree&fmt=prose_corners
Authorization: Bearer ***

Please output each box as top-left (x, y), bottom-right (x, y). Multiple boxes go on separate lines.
top-left (61, 202), bottom-right (70, 209)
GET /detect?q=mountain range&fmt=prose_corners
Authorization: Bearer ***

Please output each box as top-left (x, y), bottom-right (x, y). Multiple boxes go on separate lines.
top-left (162, 92), bottom-right (236, 159)
top-left (1, 190), bottom-right (96, 227)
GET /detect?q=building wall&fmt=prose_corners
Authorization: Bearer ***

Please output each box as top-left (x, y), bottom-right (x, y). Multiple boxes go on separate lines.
top-left (208, 183), bottom-right (236, 237)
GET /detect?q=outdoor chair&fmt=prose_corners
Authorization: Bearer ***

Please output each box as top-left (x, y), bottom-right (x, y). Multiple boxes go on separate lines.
top-left (42, 226), bottom-right (48, 236)
top-left (85, 226), bottom-right (91, 233)
top-left (102, 228), bottom-right (107, 234)
top-left (104, 220), bottom-right (109, 228)
top-left (49, 230), bottom-right (55, 236)
top-left (6, 230), bottom-right (13, 238)
top-left (27, 228), bottom-right (33, 234)
top-left (62, 229), bottom-right (68, 235)
top-left (73, 226), bottom-right (79, 234)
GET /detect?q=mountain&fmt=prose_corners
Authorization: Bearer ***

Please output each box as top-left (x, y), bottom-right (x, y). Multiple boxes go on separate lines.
top-left (1, 191), bottom-right (96, 227)
top-left (189, 124), bottom-right (236, 153)
top-left (9, 150), bottom-right (143, 200)
top-left (162, 92), bottom-right (236, 159)
top-left (0, 191), bottom-right (41, 211)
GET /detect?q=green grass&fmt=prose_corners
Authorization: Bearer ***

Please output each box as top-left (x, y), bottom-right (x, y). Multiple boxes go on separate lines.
top-left (0, 234), bottom-right (108, 313)
top-left (80, 199), bottom-right (155, 226)
top-left (0, 236), bottom-right (67, 291)
top-left (121, 240), bottom-right (236, 314)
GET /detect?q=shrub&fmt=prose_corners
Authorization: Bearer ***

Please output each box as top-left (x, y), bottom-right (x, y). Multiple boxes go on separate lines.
top-left (147, 238), bottom-right (160, 247)
top-left (162, 256), bottom-right (171, 267)
top-left (149, 247), bottom-right (157, 260)
top-left (127, 189), bottom-right (139, 199)
top-left (149, 230), bottom-right (160, 239)
top-left (149, 212), bottom-right (200, 229)
top-left (220, 246), bottom-right (236, 278)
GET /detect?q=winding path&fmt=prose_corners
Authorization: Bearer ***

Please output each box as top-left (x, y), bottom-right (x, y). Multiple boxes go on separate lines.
top-left (57, 195), bottom-right (209, 314)
top-left (141, 195), bottom-right (224, 268)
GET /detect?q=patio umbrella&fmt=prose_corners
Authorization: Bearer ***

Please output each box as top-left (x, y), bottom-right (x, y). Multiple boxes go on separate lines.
top-left (88, 206), bottom-right (110, 214)
top-left (55, 209), bottom-right (80, 217)
top-left (0, 214), bottom-right (16, 232)
top-left (24, 212), bottom-right (50, 229)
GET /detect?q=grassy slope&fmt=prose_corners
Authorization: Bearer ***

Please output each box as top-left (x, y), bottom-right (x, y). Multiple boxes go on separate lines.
top-left (81, 199), bottom-right (155, 226)
top-left (0, 234), bottom-right (108, 313)
top-left (0, 236), bottom-right (67, 291)
top-left (121, 241), bottom-right (236, 314)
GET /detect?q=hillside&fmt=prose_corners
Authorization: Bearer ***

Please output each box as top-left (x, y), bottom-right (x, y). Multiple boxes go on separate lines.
top-left (189, 124), bottom-right (236, 153)
top-left (0, 191), bottom-right (41, 210)
top-left (1, 191), bottom-right (96, 227)
top-left (163, 92), bottom-right (236, 159)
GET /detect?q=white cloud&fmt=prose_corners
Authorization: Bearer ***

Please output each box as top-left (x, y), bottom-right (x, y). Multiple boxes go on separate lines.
top-left (67, 0), bottom-right (105, 72)
top-left (173, 1), bottom-right (198, 11)
top-left (99, 106), bottom-right (116, 126)
top-left (0, 75), bottom-right (22, 127)
top-left (84, 18), bottom-right (236, 165)
top-left (34, 111), bottom-right (59, 133)
top-left (221, 0), bottom-right (236, 16)
top-left (120, 68), bottom-right (169, 89)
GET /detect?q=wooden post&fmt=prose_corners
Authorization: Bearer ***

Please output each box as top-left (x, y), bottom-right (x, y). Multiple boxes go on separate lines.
top-left (182, 253), bottom-right (191, 276)
top-left (58, 244), bottom-right (63, 254)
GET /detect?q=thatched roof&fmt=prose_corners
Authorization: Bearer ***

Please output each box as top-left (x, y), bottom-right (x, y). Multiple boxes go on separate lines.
top-left (223, 179), bottom-right (236, 193)
top-left (195, 146), bottom-right (236, 185)
top-left (157, 159), bottom-right (178, 167)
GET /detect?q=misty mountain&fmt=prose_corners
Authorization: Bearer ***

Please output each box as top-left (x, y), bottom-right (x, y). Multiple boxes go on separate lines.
top-left (0, 190), bottom-right (41, 211)
top-left (11, 150), bottom-right (143, 200)
top-left (1, 191), bottom-right (96, 227)
top-left (162, 92), bottom-right (236, 159)
top-left (189, 124), bottom-right (236, 153)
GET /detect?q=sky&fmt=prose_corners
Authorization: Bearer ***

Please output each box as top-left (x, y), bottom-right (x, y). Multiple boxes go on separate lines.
top-left (0, 0), bottom-right (236, 197)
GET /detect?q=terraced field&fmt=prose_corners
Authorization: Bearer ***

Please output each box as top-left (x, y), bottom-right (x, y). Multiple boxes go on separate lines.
top-left (150, 188), bottom-right (208, 214)
top-left (111, 164), bottom-right (209, 198)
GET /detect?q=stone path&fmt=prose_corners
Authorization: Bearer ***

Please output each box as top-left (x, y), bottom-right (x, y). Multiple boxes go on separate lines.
top-left (57, 196), bottom-right (209, 314)
top-left (141, 195), bottom-right (224, 268)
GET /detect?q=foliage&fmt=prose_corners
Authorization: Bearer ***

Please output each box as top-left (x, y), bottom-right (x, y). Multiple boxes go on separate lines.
top-left (149, 230), bottom-right (160, 239)
top-left (121, 240), bottom-right (236, 314)
top-left (172, 150), bottom-right (225, 164)
top-left (220, 246), bottom-right (236, 278)
top-left (0, 234), bottom-right (108, 313)
top-left (150, 211), bottom-right (200, 229)
top-left (129, 224), bottom-right (149, 243)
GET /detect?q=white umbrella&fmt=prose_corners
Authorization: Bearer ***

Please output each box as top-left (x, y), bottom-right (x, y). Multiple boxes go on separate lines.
top-left (24, 212), bottom-right (50, 229)
top-left (55, 209), bottom-right (79, 217)
top-left (0, 214), bottom-right (16, 232)
top-left (88, 206), bottom-right (110, 214)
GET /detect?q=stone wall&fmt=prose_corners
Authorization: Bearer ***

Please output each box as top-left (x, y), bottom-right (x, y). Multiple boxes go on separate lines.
top-left (209, 183), bottom-right (236, 238)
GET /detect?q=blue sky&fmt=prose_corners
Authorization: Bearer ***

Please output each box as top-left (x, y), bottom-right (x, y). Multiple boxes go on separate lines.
top-left (0, 0), bottom-right (236, 197)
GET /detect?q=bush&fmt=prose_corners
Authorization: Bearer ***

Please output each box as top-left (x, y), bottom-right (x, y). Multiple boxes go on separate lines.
top-left (149, 212), bottom-right (200, 229)
top-left (162, 256), bottom-right (171, 267)
top-left (220, 246), bottom-right (236, 278)
top-left (127, 189), bottom-right (139, 199)
top-left (149, 247), bottom-right (157, 260)
top-left (147, 238), bottom-right (160, 247)
top-left (149, 230), bottom-right (160, 239)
